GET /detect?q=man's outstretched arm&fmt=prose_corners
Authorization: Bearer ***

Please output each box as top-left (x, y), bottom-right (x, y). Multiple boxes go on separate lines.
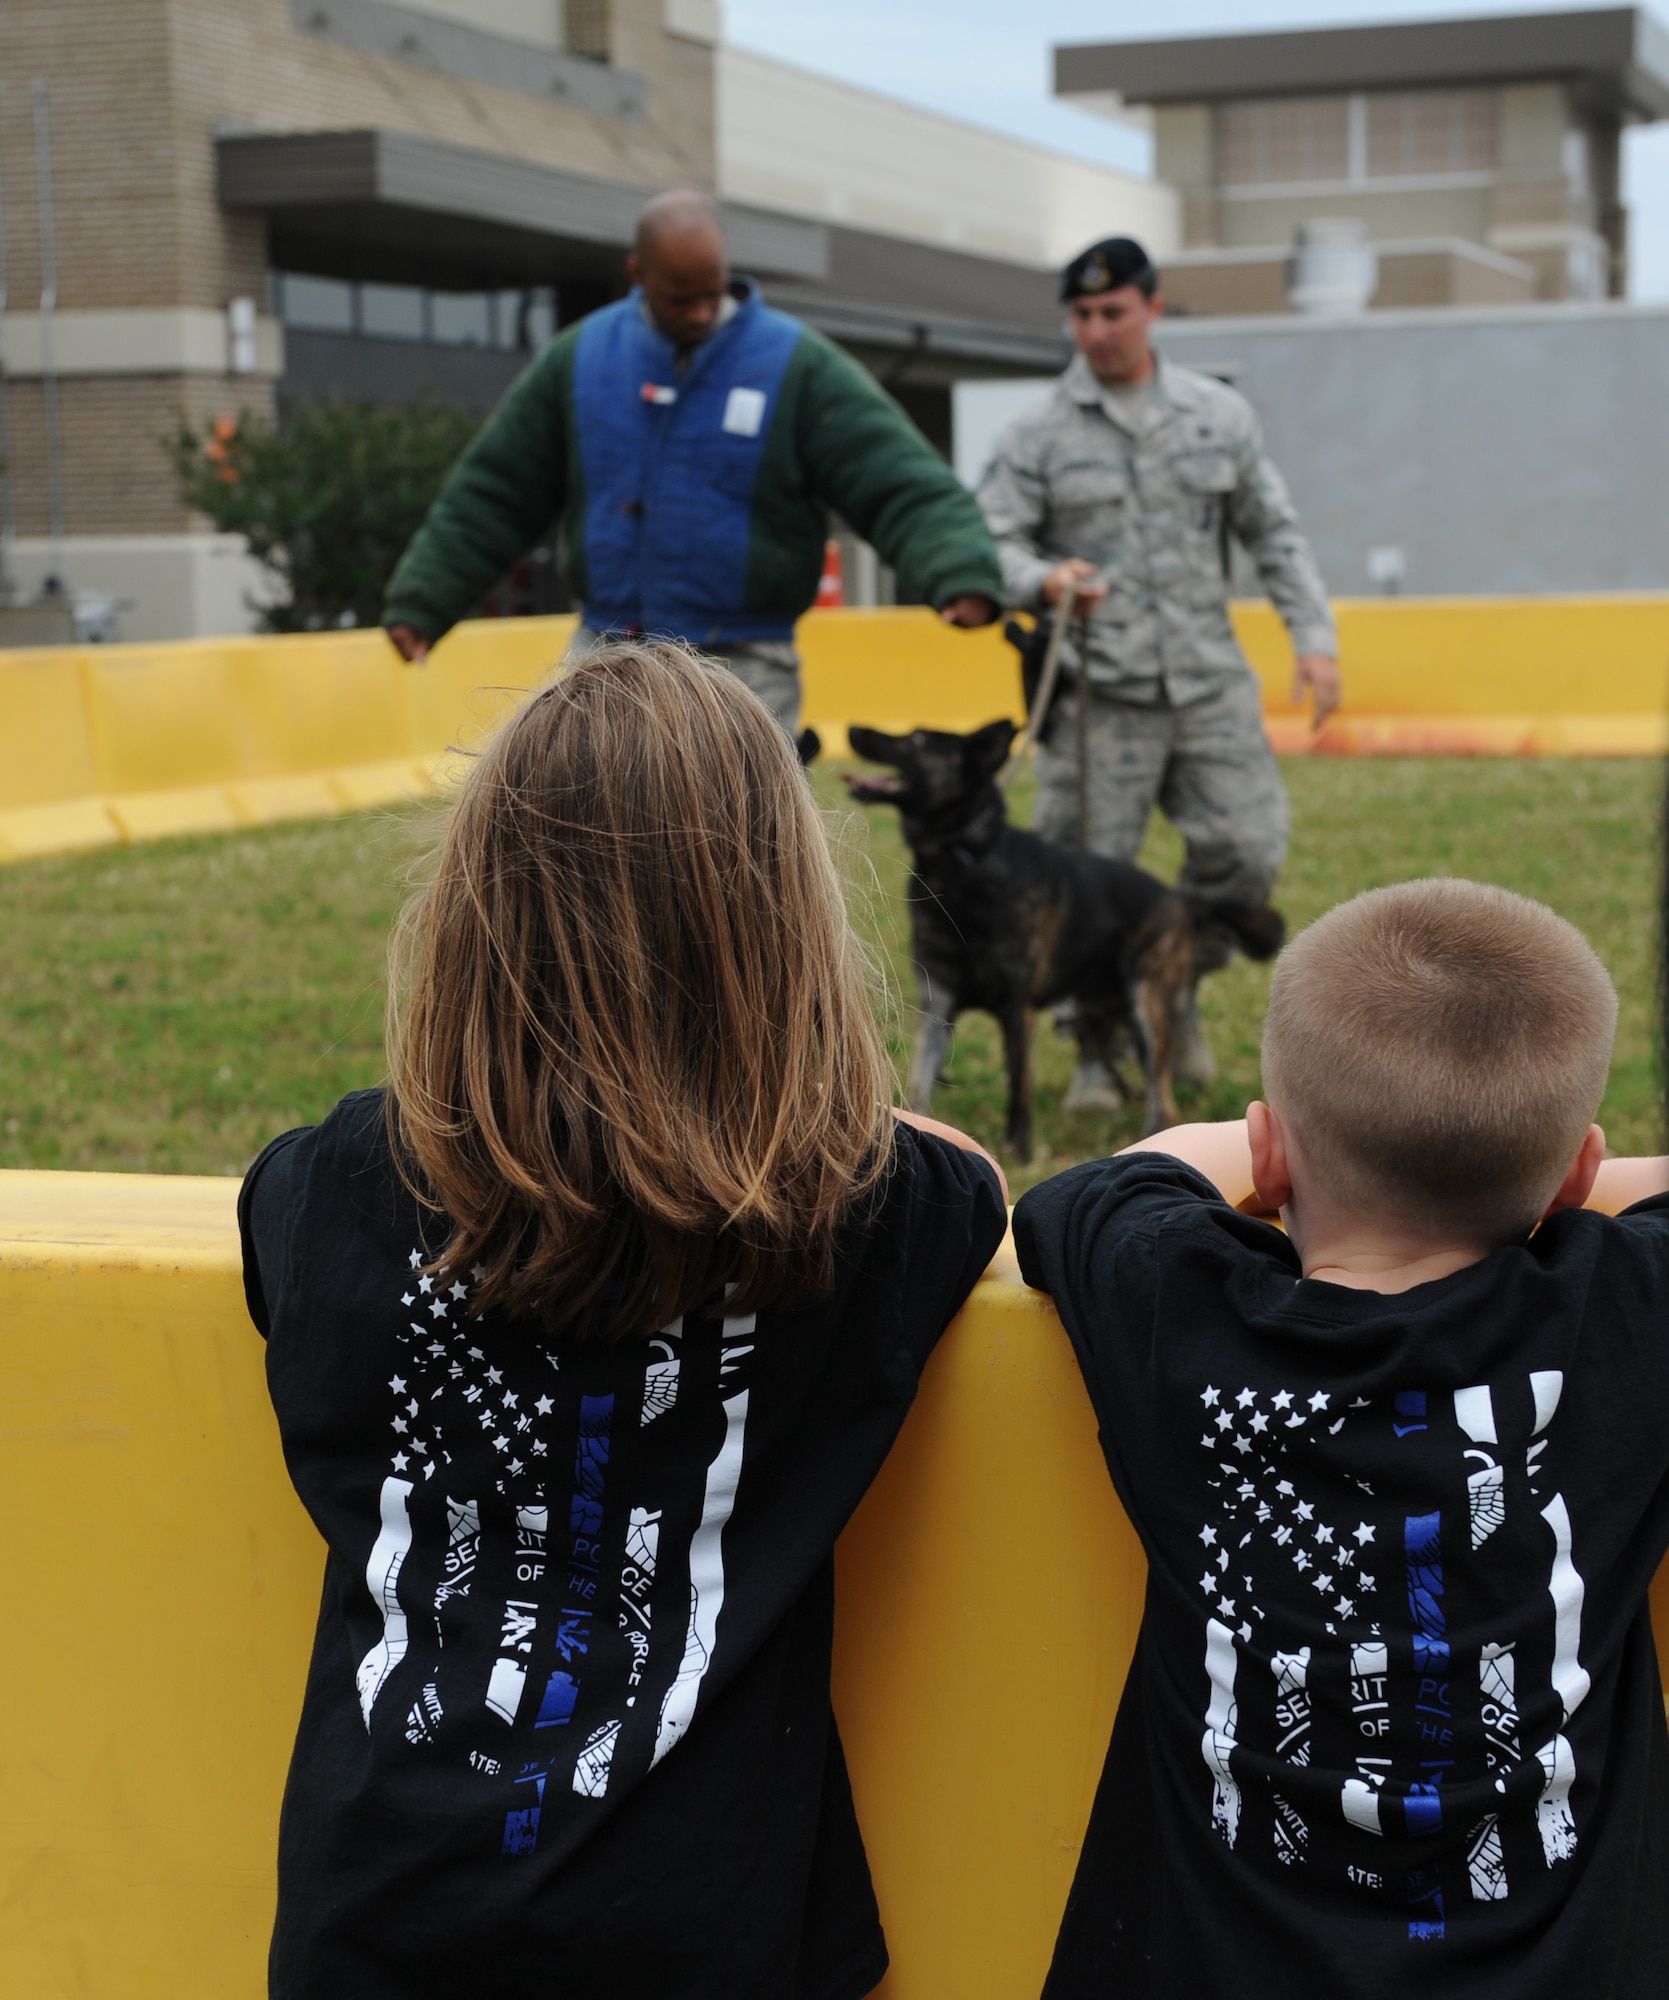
top-left (382, 340), bottom-right (574, 657)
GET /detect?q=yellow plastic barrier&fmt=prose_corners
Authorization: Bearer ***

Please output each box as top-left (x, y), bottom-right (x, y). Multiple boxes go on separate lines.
top-left (2, 596), bottom-right (1667, 863)
top-left (3, 1169), bottom-right (1667, 1998)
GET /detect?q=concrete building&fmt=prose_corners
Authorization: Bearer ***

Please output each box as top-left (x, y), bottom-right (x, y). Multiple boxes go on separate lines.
top-left (0, 1), bottom-right (1172, 640)
top-left (1055, 7), bottom-right (1669, 314)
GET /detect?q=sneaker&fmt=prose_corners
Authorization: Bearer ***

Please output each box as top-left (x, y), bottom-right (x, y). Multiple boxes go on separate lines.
top-left (1063, 1059), bottom-right (1126, 1115)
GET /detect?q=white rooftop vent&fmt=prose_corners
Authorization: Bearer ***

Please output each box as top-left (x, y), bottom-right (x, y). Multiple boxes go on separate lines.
top-left (1286, 217), bottom-right (1377, 316)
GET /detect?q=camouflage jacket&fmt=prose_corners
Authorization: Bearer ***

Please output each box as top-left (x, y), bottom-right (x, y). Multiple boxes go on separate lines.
top-left (977, 353), bottom-right (1335, 702)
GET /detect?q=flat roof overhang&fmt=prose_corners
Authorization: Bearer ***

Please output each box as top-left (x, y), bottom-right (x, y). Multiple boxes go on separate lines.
top-left (1054, 7), bottom-right (1669, 121)
top-left (217, 127), bottom-right (1068, 373)
top-left (216, 128), bottom-right (831, 289)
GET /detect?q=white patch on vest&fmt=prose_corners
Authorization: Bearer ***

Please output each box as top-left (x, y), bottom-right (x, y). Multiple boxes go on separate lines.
top-left (722, 386), bottom-right (767, 437)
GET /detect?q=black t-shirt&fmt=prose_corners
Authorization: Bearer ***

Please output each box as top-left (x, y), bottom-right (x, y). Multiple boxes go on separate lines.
top-left (240, 1089), bottom-right (1005, 2000)
top-left (1014, 1154), bottom-right (1669, 2000)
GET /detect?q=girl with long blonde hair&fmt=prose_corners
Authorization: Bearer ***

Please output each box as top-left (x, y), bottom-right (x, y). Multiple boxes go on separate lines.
top-left (241, 642), bottom-right (1004, 1999)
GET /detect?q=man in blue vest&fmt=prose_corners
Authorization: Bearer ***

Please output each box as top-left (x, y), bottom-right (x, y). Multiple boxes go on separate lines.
top-left (384, 191), bottom-right (1002, 729)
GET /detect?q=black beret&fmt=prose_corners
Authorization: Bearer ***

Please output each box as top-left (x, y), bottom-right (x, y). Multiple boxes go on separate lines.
top-left (1060, 236), bottom-right (1156, 303)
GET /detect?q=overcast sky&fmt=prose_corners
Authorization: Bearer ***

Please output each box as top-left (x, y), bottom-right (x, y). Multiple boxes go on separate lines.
top-left (723, 0), bottom-right (1669, 299)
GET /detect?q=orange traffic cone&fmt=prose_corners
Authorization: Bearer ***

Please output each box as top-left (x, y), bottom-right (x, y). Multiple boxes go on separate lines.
top-left (815, 538), bottom-right (844, 608)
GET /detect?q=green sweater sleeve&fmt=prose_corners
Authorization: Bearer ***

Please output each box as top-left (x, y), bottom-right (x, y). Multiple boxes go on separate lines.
top-left (792, 332), bottom-right (1003, 609)
top-left (382, 334), bottom-right (576, 643)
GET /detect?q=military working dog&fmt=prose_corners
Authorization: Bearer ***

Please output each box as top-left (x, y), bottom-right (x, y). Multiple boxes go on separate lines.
top-left (846, 719), bottom-right (1284, 1157)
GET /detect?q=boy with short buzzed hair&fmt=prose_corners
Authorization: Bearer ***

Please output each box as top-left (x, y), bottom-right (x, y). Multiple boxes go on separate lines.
top-left (1015, 878), bottom-right (1669, 1998)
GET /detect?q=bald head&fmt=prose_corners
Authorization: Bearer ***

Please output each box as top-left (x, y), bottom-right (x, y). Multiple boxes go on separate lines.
top-left (636, 189), bottom-right (723, 261)
top-left (628, 189), bottom-right (730, 347)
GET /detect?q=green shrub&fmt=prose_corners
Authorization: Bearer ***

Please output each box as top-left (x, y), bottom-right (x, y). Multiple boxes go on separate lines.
top-left (166, 397), bottom-right (479, 633)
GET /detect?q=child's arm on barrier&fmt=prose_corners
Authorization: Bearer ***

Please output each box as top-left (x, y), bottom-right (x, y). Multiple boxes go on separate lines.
top-left (1585, 1155), bottom-right (1669, 1215)
top-left (1116, 1120), bottom-right (1260, 1212)
top-left (892, 1108), bottom-right (1009, 1203)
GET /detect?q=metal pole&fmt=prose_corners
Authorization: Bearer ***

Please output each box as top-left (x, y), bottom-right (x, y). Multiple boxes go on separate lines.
top-left (0, 87), bottom-right (15, 602)
top-left (31, 77), bottom-right (65, 591)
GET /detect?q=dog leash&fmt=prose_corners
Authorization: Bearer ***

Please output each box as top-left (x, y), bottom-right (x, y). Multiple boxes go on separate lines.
top-left (999, 588), bottom-right (1077, 788)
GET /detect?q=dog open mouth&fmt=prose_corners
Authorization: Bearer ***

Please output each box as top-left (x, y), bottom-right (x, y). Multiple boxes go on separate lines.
top-left (844, 771), bottom-right (907, 802)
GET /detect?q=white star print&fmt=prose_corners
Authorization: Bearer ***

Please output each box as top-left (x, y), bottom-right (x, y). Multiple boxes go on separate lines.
top-left (1353, 1522), bottom-right (1376, 1545)
top-left (392, 1417), bottom-right (408, 1433)
top-left (389, 1376), bottom-right (406, 1393)
top-left (1294, 1501), bottom-right (1314, 1521)
top-left (1201, 1386), bottom-right (1221, 1407)
top-left (429, 1299), bottom-right (448, 1319)
top-left (1308, 1391), bottom-right (1330, 1412)
top-left (1216, 1550), bottom-right (1229, 1571)
top-left (401, 1293), bottom-right (414, 1307)
top-left (471, 1264), bottom-right (486, 1282)
top-left (1200, 1571), bottom-right (1215, 1593)
top-left (1315, 1573), bottom-right (1334, 1592)
top-left (1293, 1550), bottom-right (1311, 1571)
top-left (1235, 1387), bottom-right (1256, 1408)
top-left (1200, 1525), bottom-right (1217, 1545)
top-left (502, 1390), bottom-right (518, 1409)
top-left (1276, 1480), bottom-right (1295, 1497)
top-left (392, 1451), bottom-right (409, 1470)
top-left (1217, 1598), bottom-right (1236, 1619)
top-left (1314, 1524), bottom-right (1334, 1544)
top-left (449, 1281), bottom-right (466, 1301)
top-left (408, 1250), bottom-right (422, 1270)
top-left (1336, 1597), bottom-right (1355, 1617)
top-left (418, 1276), bottom-right (432, 1293)
top-left (1232, 1435), bottom-right (1253, 1455)
top-left (509, 1458), bottom-right (523, 1474)
top-left (486, 1367), bottom-right (503, 1385)
top-left (493, 1435), bottom-right (509, 1453)
top-left (1270, 1389), bottom-right (1293, 1410)
top-left (1215, 1410), bottom-right (1234, 1431)
top-left (535, 1395), bottom-right (553, 1416)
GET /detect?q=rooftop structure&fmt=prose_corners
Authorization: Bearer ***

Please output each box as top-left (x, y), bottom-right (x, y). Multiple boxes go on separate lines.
top-left (1055, 7), bottom-right (1669, 313)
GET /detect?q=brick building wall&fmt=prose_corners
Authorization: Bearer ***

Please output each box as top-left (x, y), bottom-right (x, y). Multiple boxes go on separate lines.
top-left (0, 0), bottom-right (717, 631)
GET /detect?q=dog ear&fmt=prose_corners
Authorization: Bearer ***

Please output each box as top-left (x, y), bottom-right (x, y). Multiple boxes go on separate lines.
top-left (846, 725), bottom-right (891, 763)
top-left (964, 719), bottom-right (1017, 778)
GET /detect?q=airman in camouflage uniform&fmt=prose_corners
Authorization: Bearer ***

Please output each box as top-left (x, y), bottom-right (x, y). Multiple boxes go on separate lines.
top-left (977, 235), bottom-right (1338, 1098)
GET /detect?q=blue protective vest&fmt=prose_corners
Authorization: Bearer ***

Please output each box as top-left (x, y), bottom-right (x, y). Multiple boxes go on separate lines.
top-left (572, 283), bottom-right (804, 646)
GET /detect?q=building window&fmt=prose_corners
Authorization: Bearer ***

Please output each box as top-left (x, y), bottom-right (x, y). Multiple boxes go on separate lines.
top-left (360, 283), bottom-right (426, 342)
top-left (1366, 91), bottom-right (1495, 178)
top-left (274, 276), bottom-right (559, 352)
top-left (1217, 87), bottom-right (1496, 189)
top-left (276, 273), bottom-right (355, 332)
top-left (1217, 96), bottom-right (1350, 187)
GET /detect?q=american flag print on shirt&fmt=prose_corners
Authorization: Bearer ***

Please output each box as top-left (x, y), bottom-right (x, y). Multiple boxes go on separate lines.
top-left (353, 1251), bottom-right (758, 1860)
top-left (1190, 1370), bottom-right (1586, 1939)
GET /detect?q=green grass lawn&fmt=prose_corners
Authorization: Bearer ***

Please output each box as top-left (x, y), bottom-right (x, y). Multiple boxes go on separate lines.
top-left (0, 758), bottom-right (1660, 1191)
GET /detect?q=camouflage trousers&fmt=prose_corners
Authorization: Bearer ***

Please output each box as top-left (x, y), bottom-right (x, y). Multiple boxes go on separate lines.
top-left (572, 626), bottom-right (801, 734)
top-left (1034, 672), bottom-right (1289, 969)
